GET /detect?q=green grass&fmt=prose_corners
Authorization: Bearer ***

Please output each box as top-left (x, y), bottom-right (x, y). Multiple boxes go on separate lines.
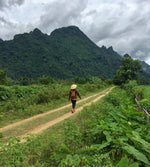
top-left (140, 85), bottom-right (150, 99)
top-left (0, 83), bottom-right (109, 127)
top-left (1, 87), bottom-right (111, 142)
top-left (0, 87), bottom-right (149, 166)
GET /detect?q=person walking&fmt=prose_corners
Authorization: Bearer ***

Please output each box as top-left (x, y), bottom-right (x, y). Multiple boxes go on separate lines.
top-left (69, 84), bottom-right (81, 113)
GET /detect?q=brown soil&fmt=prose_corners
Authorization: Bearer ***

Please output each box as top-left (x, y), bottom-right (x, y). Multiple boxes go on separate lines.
top-left (0, 87), bottom-right (114, 140)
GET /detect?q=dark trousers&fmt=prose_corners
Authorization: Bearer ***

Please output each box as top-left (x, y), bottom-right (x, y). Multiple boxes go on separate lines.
top-left (71, 99), bottom-right (76, 109)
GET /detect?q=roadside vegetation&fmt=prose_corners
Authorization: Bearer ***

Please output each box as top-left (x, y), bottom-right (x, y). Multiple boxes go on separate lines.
top-left (0, 57), bottom-right (150, 166)
top-left (0, 76), bottom-right (108, 127)
top-left (137, 85), bottom-right (150, 116)
top-left (0, 84), bottom-right (150, 166)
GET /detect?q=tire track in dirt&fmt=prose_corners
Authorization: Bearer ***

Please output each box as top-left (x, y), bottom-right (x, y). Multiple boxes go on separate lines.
top-left (19, 87), bottom-right (115, 139)
top-left (0, 88), bottom-right (110, 132)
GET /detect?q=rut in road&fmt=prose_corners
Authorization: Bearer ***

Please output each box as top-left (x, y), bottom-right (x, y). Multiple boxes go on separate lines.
top-left (0, 87), bottom-right (110, 132)
top-left (1, 87), bottom-right (115, 140)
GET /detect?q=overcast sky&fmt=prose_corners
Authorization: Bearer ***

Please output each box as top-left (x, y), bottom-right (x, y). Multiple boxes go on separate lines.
top-left (0, 0), bottom-right (150, 65)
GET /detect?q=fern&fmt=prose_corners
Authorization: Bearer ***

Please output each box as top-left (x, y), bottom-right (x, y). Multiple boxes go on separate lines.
top-left (58, 154), bottom-right (80, 167)
top-left (59, 143), bottom-right (73, 154)
top-left (76, 145), bottom-right (97, 154)
top-left (92, 141), bottom-right (111, 151)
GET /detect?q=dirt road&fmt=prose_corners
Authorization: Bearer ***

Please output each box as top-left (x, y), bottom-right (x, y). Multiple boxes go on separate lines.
top-left (0, 87), bottom-right (114, 139)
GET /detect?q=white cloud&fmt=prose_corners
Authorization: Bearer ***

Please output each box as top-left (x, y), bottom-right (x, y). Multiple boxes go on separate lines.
top-left (38, 0), bottom-right (87, 33)
top-left (0, 0), bottom-right (25, 9)
top-left (0, 0), bottom-right (150, 64)
top-left (146, 55), bottom-right (150, 65)
top-left (81, 0), bottom-right (150, 64)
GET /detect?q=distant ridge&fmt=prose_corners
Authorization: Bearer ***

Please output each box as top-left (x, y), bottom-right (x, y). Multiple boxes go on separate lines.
top-left (0, 26), bottom-right (150, 80)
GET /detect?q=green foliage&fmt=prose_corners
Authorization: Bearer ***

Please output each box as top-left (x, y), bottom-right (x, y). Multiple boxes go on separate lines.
top-left (139, 99), bottom-right (150, 111)
top-left (141, 85), bottom-right (150, 99)
top-left (0, 84), bottom-right (68, 124)
top-left (138, 76), bottom-right (150, 85)
top-left (18, 76), bottom-right (31, 85)
top-left (131, 86), bottom-right (143, 100)
top-left (35, 90), bottom-right (51, 104)
top-left (59, 154), bottom-right (80, 167)
top-left (105, 91), bottom-right (121, 106)
top-left (0, 137), bottom-right (27, 166)
top-left (0, 69), bottom-right (8, 85)
top-left (123, 80), bottom-right (138, 91)
top-left (0, 86), bottom-right (11, 101)
top-left (0, 131), bottom-right (2, 138)
top-left (0, 114), bottom-right (4, 121)
top-left (39, 76), bottom-right (55, 85)
top-left (0, 26), bottom-right (122, 80)
top-left (0, 83), bottom-right (105, 127)
top-left (122, 144), bottom-right (150, 165)
top-left (115, 157), bottom-right (139, 167)
top-left (74, 77), bottom-right (107, 92)
top-left (0, 86), bottom-right (150, 166)
top-left (123, 81), bottom-right (143, 100)
top-left (113, 57), bottom-right (143, 85)
top-left (62, 120), bottom-right (83, 151)
top-left (105, 79), bottom-right (113, 85)
top-left (81, 88), bottom-right (150, 166)
top-left (74, 77), bottom-right (88, 84)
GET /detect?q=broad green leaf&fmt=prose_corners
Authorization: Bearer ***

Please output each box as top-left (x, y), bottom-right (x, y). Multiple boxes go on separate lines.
top-left (103, 131), bottom-right (112, 142)
top-left (59, 154), bottom-right (80, 167)
top-left (116, 157), bottom-right (139, 167)
top-left (129, 162), bottom-right (139, 167)
top-left (116, 112), bottom-right (127, 120)
top-left (131, 131), bottom-right (150, 153)
top-left (109, 111), bottom-right (120, 122)
top-left (118, 136), bottom-right (128, 144)
top-left (115, 157), bottom-right (128, 167)
top-left (120, 120), bottom-right (132, 131)
top-left (122, 144), bottom-right (150, 165)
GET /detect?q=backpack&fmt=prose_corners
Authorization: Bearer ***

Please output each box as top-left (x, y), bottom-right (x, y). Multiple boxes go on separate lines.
top-left (71, 90), bottom-right (76, 99)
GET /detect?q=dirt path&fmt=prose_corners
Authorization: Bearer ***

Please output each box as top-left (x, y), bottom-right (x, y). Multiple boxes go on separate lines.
top-left (0, 87), bottom-right (115, 140)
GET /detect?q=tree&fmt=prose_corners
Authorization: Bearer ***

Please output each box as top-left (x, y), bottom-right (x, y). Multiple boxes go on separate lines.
top-left (39, 76), bottom-right (55, 85)
top-left (138, 76), bottom-right (150, 85)
top-left (19, 76), bottom-right (31, 85)
top-left (113, 57), bottom-right (143, 85)
top-left (0, 69), bottom-right (7, 85)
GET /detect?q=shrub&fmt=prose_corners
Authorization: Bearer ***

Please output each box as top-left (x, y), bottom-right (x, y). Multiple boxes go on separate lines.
top-left (0, 131), bottom-right (2, 138)
top-left (39, 76), bottom-right (55, 85)
top-left (35, 90), bottom-right (51, 104)
top-left (84, 83), bottom-right (97, 92)
top-left (139, 99), bottom-right (150, 111)
top-left (105, 79), bottom-right (113, 85)
top-left (0, 86), bottom-right (11, 101)
top-left (123, 80), bottom-right (138, 91)
top-left (132, 86), bottom-right (144, 100)
top-left (0, 114), bottom-right (4, 121)
top-left (123, 81), bottom-right (144, 100)
top-left (62, 120), bottom-right (82, 150)
top-left (105, 90), bottom-right (121, 106)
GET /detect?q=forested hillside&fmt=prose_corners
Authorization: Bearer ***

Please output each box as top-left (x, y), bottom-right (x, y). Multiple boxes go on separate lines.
top-left (0, 26), bottom-right (150, 80)
top-left (0, 26), bottom-right (121, 80)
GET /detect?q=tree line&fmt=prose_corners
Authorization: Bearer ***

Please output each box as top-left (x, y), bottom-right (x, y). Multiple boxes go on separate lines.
top-left (0, 57), bottom-right (150, 86)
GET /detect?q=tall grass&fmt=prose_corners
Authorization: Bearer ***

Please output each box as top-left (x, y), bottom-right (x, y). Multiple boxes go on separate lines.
top-left (0, 87), bottom-right (149, 166)
top-left (0, 82), bottom-right (107, 127)
top-left (140, 85), bottom-right (150, 99)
